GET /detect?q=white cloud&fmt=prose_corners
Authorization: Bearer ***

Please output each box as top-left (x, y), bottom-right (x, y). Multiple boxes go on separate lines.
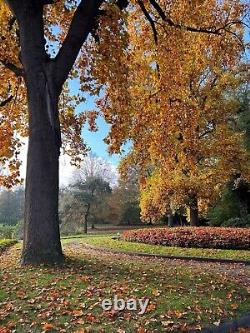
top-left (19, 139), bottom-right (118, 188)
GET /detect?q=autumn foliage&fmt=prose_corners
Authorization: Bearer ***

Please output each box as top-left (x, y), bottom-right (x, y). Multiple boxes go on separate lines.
top-left (122, 227), bottom-right (250, 250)
top-left (0, 1), bottom-right (90, 188)
top-left (84, 0), bottom-right (250, 223)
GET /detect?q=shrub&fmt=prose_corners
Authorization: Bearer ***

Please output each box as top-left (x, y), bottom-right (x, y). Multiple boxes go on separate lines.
top-left (122, 227), bottom-right (250, 250)
top-left (222, 215), bottom-right (250, 228)
top-left (0, 224), bottom-right (16, 239)
top-left (207, 187), bottom-right (241, 226)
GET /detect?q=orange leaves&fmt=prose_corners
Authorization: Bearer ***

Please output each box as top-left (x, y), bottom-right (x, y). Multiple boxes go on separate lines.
top-left (137, 327), bottom-right (147, 333)
top-left (86, 110), bottom-right (98, 132)
top-left (238, 329), bottom-right (250, 333)
top-left (106, 0), bottom-right (249, 221)
top-left (72, 309), bottom-right (84, 318)
top-left (42, 323), bottom-right (55, 331)
top-left (0, 0), bottom-right (27, 187)
top-left (0, 327), bottom-right (11, 333)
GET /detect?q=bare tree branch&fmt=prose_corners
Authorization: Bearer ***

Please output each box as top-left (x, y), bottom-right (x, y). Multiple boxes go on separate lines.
top-left (137, 0), bottom-right (158, 44)
top-left (54, 0), bottom-right (104, 90)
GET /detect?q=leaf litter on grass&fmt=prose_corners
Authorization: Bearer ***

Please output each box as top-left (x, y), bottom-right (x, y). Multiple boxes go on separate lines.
top-left (0, 242), bottom-right (249, 333)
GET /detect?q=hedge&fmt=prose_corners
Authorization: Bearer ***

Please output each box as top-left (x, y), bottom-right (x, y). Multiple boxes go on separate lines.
top-left (122, 227), bottom-right (250, 250)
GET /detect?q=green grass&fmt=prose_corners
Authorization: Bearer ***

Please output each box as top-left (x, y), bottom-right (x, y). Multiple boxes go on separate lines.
top-left (0, 239), bottom-right (249, 332)
top-left (75, 235), bottom-right (250, 261)
top-left (0, 239), bottom-right (17, 251)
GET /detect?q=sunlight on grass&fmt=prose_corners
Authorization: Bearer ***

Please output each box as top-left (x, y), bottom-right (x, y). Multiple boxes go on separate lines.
top-left (74, 235), bottom-right (250, 261)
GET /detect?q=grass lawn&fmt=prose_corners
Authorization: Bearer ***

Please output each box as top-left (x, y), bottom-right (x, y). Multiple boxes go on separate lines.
top-left (72, 234), bottom-right (250, 261)
top-left (0, 239), bottom-right (249, 332)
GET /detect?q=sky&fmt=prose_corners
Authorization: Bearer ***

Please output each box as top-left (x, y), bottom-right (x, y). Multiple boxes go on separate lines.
top-left (69, 79), bottom-right (128, 166)
top-left (19, 79), bottom-right (127, 187)
top-left (18, 12), bottom-right (249, 187)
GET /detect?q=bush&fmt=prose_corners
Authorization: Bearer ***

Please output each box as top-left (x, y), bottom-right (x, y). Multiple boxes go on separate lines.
top-left (208, 187), bottom-right (241, 226)
top-left (0, 224), bottom-right (16, 239)
top-left (222, 215), bottom-right (250, 228)
top-left (122, 227), bottom-right (250, 250)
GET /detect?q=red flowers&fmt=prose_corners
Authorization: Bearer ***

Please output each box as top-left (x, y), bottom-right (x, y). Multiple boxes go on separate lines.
top-left (122, 227), bottom-right (250, 250)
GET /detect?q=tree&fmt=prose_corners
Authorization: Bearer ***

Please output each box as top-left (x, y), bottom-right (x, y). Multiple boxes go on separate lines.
top-left (1, 0), bottom-right (107, 264)
top-left (92, 1), bottom-right (249, 225)
top-left (0, 187), bottom-right (24, 225)
top-left (108, 165), bottom-right (141, 225)
top-left (72, 153), bottom-right (117, 186)
top-left (71, 176), bottom-right (111, 233)
top-left (208, 87), bottom-right (250, 225)
top-left (0, 0), bottom-right (247, 263)
top-left (59, 154), bottom-right (115, 234)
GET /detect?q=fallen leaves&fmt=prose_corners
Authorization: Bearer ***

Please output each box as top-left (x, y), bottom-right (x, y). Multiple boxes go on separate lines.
top-left (0, 242), bottom-right (249, 332)
top-left (42, 323), bottom-right (55, 331)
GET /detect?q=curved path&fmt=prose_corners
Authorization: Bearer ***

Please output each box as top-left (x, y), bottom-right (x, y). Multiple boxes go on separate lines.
top-left (79, 242), bottom-right (250, 265)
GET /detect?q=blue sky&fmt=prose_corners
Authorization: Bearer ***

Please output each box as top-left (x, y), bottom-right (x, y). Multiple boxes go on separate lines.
top-left (69, 79), bottom-right (128, 166)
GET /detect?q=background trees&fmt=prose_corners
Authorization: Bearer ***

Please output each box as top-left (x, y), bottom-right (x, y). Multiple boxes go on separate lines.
top-left (107, 165), bottom-right (141, 226)
top-left (71, 176), bottom-right (112, 233)
top-left (0, 0), bottom-right (249, 263)
top-left (58, 154), bottom-right (141, 234)
top-left (0, 187), bottom-right (24, 225)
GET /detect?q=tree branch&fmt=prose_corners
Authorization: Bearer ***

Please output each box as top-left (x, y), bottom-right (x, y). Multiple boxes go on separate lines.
top-left (0, 59), bottom-right (24, 77)
top-left (116, 0), bottom-right (129, 10)
top-left (137, 0), bottom-right (158, 44)
top-left (0, 95), bottom-right (13, 107)
top-left (148, 0), bottom-right (242, 35)
top-left (54, 0), bottom-right (104, 90)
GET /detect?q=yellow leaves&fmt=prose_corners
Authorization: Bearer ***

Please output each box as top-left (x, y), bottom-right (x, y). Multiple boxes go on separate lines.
top-left (0, 0), bottom-right (11, 21)
top-left (100, 0), bottom-right (249, 222)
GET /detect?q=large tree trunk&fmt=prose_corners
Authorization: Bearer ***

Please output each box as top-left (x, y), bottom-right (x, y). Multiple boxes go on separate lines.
top-left (189, 195), bottom-right (199, 227)
top-left (7, 0), bottom-right (104, 264)
top-left (11, 1), bottom-right (63, 264)
top-left (22, 72), bottom-right (63, 264)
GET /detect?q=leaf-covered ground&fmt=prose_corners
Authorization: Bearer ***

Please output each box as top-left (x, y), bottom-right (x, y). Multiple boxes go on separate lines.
top-left (0, 240), bottom-right (249, 333)
top-left (67, 235), bottom-right (250, 261)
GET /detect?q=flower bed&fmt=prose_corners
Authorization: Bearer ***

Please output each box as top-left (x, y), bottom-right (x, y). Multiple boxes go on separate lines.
top-left (122, 227), bottom-right (250, 250)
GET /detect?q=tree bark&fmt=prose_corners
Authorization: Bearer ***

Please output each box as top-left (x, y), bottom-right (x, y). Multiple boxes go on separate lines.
top-left (189, 195), bottom-right (199, 227)
top-left (84, 203), bottom-right (91, 234)
top-left (22, 72), bottom-right (63, 264)
top-left (6, 0), bottom-right (104, 264)
top-left (167, 214), bottom-right (174, 227)
top-left (9, 1), bottom-right (63, 264)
